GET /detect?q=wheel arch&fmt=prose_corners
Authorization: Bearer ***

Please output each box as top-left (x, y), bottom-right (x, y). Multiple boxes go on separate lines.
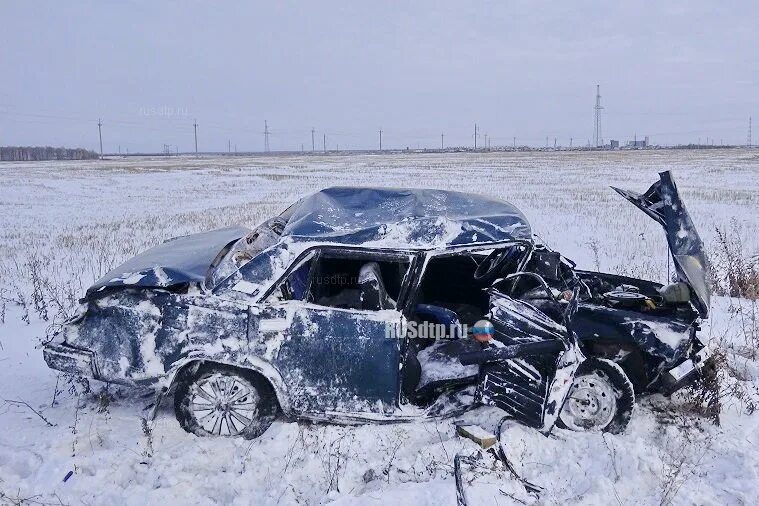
top-left (166, 357), bottom-right (293, 416)
top-left (579, 338), bottom-right (655, 393)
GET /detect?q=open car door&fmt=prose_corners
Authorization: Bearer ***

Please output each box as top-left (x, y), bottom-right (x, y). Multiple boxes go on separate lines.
top-left (474, 291), bottom-right (572, 430)
top-left (611, 171), bottom-right (710, 318)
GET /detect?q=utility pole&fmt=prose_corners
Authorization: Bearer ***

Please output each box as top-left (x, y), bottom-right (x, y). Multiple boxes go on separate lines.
top-left (474, 124), bottom-right (478, 149)
top-left (379, 128), bottom-right (382, 150)
top-left (264, 120), bottom-right (270, 152)
top-left (554, 137), bottom-right (557, 148)
top-left (97, 118), bottom-right (103, 158)
top-left (513, 137), bottom-right (516, 149)
top-left (441, 133), bottom-right (444, 149)
top-left (311, 127), bottom-right (315, 152)
top-left (193, 119), bottom-right (198, 154)
top-left (570, 137), bottom-right (573, 148)
top-left (593, 84), bottom-right (604, 147)
top-left (228, 140), bottom-right (231, 153)
top-left (484, 133), bottom-right (488, 150)
top-left (323, 133), bottom-right (326, 153)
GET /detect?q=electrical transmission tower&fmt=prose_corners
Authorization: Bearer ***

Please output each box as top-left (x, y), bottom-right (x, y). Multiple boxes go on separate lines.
top-left (749, 117), bottom-right (753, 147)
top-left (474, 124), bottom-right (478, 149)
top-left (264, 120), bottom-right (270, 152)
top-left (193, 119), bottom-right (198, 154)
top-left (379, 129), bottom-right (382, 150)
top-left (441, 133), bottom-right (444, 149)
top-left (311, 128), bottom-right (315, 152)
top-left (97, 118), bottom-right (103, 158)
top-left (593, 84), bottom-right (604, 147)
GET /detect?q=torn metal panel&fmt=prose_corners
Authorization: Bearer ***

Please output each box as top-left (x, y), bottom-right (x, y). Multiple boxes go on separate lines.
top-left (574, 304), bottom-right (692, 366)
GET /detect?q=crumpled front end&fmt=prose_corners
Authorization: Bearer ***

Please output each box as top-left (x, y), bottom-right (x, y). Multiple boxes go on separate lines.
top-left (43, 334), bottom-right (101, 380)
top-left (655, 333), bottom-right (714, 395)
top-left (43, 291), bottom-right (176, 385)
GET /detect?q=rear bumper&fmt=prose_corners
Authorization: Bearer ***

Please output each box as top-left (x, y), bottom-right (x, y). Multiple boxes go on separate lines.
top-left (660, 345), bottom-right (713, 395)
top-left (43, 343), bottom-right (100, 379)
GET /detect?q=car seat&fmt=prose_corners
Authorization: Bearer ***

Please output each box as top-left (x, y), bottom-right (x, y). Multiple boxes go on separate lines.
top-left (358, 262), bottom-right (396, 310)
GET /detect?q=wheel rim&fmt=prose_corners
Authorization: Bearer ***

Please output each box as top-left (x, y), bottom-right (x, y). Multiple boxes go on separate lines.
top-left (559, 370), bottom-right (617, 431)
top-left (189, 372), bottom-right (259, 436)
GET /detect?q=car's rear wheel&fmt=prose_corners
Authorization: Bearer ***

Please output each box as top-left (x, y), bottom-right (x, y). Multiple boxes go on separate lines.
top-left (557, 358), bottom-right (634, 434)
top-left (174, 364), bottom-right (278, 439)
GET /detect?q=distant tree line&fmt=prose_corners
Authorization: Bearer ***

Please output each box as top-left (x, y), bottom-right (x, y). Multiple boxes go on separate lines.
top-left (0, 146), bottom-right (99, 161)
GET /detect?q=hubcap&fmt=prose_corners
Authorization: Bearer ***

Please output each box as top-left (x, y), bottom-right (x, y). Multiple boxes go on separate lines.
top-left (559, 371), bottom-right (617, 431)
top-left (190, 373), bottom-right (259, 436)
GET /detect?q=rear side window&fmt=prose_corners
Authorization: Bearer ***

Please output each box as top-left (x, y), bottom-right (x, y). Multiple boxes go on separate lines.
top-left (267, 249), bottom-right (411, 311)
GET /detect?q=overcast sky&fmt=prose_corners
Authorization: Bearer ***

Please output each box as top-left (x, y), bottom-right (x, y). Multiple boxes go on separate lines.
top-left (1, 1), bottom-right (757, 152)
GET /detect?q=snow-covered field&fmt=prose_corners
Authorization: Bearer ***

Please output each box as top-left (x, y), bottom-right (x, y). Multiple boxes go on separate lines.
top-left (0, 149), bottom-right (757, 505)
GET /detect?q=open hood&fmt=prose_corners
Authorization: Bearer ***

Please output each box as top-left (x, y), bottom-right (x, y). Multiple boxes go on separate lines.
top-left (85, 226), bottom-right (250, 298)
top-left (612, 171), bottom-right (710, 317)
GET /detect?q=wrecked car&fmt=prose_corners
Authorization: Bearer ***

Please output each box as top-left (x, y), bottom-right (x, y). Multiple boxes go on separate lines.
top-left (43, 171), bottom-right (712, 438)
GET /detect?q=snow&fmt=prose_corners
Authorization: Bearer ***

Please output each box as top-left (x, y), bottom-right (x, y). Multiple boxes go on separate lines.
top-left (1, 150), bottom-right (758, 504)
top-left (416, 340), bottom-right (480, 388)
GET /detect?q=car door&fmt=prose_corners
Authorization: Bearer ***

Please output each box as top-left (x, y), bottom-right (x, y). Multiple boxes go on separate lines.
top-left (252, 248), bottom-right (413, 417)
top-left (476, 289), bottom-right (570, 429)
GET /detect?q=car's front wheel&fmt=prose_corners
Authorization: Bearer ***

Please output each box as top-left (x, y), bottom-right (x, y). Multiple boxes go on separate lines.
top-left (174, 364), bottom-right (278, 439)
top-left (557, 358), bottom-right (635, 434)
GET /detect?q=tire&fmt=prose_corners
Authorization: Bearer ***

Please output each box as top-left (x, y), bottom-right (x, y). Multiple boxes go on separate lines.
top-left (174, 363), bottom-right (278, 439)
top-left (557, 358), bottom-right (635, 434)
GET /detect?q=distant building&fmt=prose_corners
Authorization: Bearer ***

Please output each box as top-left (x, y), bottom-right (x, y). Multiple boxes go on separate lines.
top-left (627, 138), bottom-right (648, 148)
top-left (610, 140), bottom-right (620, 149)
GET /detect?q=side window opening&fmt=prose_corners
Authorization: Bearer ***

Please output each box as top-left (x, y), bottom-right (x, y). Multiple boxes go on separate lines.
top-left (414, 245), bottom-right (526, 325)
top-left (266, 252), bottom-right (317, 303)
top-left (308, 253), bottom-right (410, 311)
top-left (265, 250), bottom-right (411, 310)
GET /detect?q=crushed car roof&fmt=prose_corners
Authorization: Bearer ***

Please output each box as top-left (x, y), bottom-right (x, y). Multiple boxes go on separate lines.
top-left (282, 187), bottom-right (532, 249)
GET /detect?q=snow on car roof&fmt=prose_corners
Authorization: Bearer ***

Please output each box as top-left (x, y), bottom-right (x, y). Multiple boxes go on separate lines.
top-left (281, 187), bottom-right (532, 249)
